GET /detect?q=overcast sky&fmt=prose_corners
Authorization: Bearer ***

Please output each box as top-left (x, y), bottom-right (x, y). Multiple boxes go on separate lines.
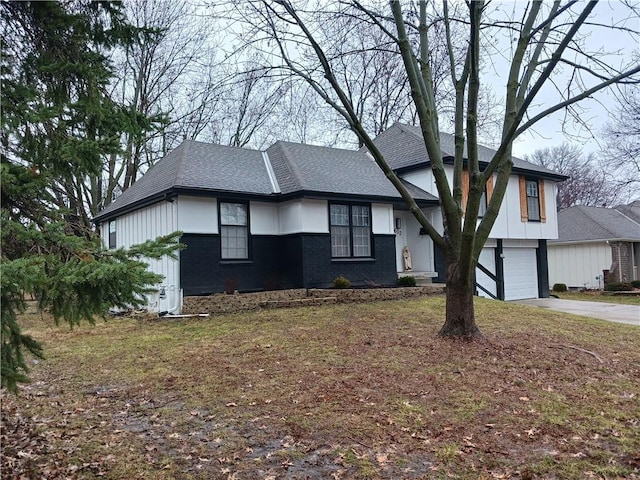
top-left (504, 0), bottom-right (639, 157)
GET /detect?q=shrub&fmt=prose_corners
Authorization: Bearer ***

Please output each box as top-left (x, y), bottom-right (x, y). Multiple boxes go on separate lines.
top-left (397, 276), bottom-right (417, 287)
top-left (552, 283), bottom-right (567, 292)
top-left (604, 282), bottom-right (633, 292)
top-left (332, 276), bottom-right (351, 289)
top-left (631, 280), bottom-right (640, 288)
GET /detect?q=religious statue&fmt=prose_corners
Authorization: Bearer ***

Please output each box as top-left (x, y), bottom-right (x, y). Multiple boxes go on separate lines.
top-left (402, 246), bottom-right (412, 271)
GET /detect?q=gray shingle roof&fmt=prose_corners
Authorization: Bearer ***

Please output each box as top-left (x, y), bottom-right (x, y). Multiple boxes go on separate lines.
top-left (266, 141), bottom-right (437, 201)
top-left (551, 205), bottom-right (640, 243)
top-left (95, 138), bottom-right (438, 221)
top-left (95, 140), bottom-right (273, 221)
top-left (369, 123), bottom-right (566, 179)
top-left (615, 200), bottom-right (640, 224)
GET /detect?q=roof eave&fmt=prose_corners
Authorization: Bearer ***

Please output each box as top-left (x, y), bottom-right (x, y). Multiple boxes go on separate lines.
top-left (279, 190), bottom-right (439, 207)
top-left (395, 157), bottom-right (568, 181)
top-left (93, 187), bottom-right (282, 223)
top-left (549, 238), bottom-right (640, 245)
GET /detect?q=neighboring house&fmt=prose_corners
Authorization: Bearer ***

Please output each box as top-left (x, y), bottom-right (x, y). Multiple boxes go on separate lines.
top-left (548, 202), bottom-right (640, 289)
top-left (94, 123), bottom-right (566, 313)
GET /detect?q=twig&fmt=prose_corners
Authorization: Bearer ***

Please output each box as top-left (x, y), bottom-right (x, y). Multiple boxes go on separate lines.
top-left (550, 344), bottom-right (604, 364)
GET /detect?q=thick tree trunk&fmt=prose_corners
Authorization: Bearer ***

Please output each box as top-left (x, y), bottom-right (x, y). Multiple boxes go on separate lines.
top-left (439, 266), bottom-right (482, 338)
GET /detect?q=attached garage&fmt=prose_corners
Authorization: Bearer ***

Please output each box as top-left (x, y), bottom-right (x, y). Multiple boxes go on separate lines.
top-left (476, 247), bottom-right (497, 299)
top-left (502, 247), bottom-right (538, 300)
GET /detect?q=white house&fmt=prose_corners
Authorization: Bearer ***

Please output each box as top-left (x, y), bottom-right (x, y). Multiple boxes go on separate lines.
top-left (548, 202), bottom-right (640, 289)
top-left (370, 124), bottom-right (565, 301)
top-left (94, 123), bottom-right (566, 313)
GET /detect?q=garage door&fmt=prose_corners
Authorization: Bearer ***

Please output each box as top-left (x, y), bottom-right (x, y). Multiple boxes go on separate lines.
top-left (503, 248), bottom-right (538, 300)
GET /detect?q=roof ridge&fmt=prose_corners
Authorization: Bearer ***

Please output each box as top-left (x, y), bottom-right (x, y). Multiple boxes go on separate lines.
top-left (174, 140), bottom-right (191, 186)
top-left (277, 141), bottom-right (306, 190)
top-left (612, 207), bottom-right (640, 228)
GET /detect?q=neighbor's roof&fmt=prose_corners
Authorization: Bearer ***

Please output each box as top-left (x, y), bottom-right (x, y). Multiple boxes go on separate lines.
top-left (614, 200), bottom-right (640, 224)
top-left (550, 205), bottom-right (640, 243)
top-left (369, 123), bottom-right (568, 180)
top-left (94, 138), bottom-right (438, 222)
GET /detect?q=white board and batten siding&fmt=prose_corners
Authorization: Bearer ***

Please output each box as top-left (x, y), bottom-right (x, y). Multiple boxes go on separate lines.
top-left (548, 242), bottom-right (611, 290)
top-left (101, 200), bottom-right (179, 312)
top-left (402, 167), bottom-right (559, 241)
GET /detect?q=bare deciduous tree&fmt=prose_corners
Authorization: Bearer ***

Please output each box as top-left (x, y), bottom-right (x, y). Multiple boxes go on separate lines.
top-left (240, 0), bottom-right (640, 337)
top-left (525, 144), bottom-right (621, 209)
top-left (601, 85), bottom-right (640, 197)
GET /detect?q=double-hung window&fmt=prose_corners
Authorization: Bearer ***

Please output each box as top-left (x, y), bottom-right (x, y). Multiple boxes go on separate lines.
top-left (330, 204), bottom-right (372, 258)
top-left (220, 202), bottom-right (248, 259)
top-left (525, 179), bottom-right (541, 221)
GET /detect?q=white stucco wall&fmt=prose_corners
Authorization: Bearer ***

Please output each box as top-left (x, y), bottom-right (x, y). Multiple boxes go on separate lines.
top-left (250, 202), bottom-right (279, 235)
top-left (498, 177), bottom-right (558, 240)
top-left (372, 203), bottom-right (394, 235)
top-left (301, 199), bottom-right (329, 233)
top-left (548, 242), bottom-right (612, 289)
top-left (177, 196), bottom-right (217, 234)
top-left (279, 199), bottom-right (328, 234)
top-left (476, 246), bottom-right (497, 299)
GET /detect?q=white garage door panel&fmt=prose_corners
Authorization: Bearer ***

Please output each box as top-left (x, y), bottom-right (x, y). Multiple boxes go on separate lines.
top-left (503, 248), bottom-right (538, 301)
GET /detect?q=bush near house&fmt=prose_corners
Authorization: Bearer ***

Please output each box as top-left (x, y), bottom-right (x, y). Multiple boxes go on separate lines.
top-left (552, 283), bottom-right (568, 292)
top-left (631, 280), bottom-right (640, 288)
top-left (332, 276), bottom-right (351, 288)
top-left (604, 282), bottom-right (633, 292)
top-left (397, 276), bottom-right (417, 287)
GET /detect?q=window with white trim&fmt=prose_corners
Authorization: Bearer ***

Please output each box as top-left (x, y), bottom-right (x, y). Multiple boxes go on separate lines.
top-left (330, 204), bottom-right (371, 258)
top-left (220, 202), bottom-right (248, 259)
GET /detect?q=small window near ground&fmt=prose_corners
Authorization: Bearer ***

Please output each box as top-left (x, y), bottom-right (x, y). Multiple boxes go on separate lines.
top-left (220, 202), bottom-right (248, 259)
top-left (108, 220), bottom-right (116, 249)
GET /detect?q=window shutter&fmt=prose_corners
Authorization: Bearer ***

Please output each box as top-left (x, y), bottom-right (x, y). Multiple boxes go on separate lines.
top-left (519, 175), bottom-right (528, 222)
top-left (486, 175), bottom-right (494, 202)
top-left (538, 179), bottom-right (546, 223)
top-left (461, 169), bottom-right (470, 213)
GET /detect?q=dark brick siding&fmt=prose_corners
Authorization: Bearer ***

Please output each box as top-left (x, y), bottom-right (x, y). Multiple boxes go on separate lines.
top-left (300, 234), bottom-right (397, 288)
top-left (180, 233), bottom-right (397, 295)
top-left (180, 234), bottom-right (279, 295)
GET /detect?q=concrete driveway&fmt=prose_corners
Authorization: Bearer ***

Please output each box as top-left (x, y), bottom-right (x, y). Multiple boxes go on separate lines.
top-left (515, 298), bottom-right (640, 326)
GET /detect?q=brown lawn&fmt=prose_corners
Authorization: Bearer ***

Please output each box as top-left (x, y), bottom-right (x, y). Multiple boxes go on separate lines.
top-left (2, 296), bottom-right (639, 479)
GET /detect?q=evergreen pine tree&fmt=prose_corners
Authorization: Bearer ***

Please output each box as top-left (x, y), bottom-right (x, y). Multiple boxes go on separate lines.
top-left (1, 1), bottom-right (181, 393)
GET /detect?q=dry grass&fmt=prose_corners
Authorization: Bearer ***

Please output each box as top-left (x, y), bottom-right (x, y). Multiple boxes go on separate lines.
top-left (2, 296), bottom-right (639, 479)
